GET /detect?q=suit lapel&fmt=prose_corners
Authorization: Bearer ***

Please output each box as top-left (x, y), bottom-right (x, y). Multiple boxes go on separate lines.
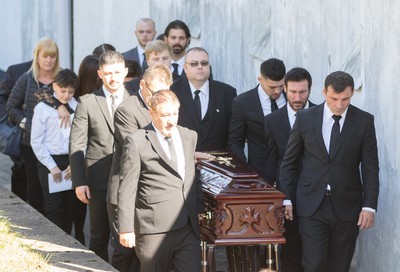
top-left (135, 92), bottom-right (152, 124)
top-left (312, 104), bottom-right (329, 160)
top-left (250, 87), bottom-right (265, 125)
top-left (177, 78), bottom-right (201, 130)
top-left (94, 89), bottom-right (114, 132)
top-left (178, 126), bottom-right (192, 182)
top-left (330, 105), bottom-right (355, 160)
top-left (280, 105), bottom-right (291, 135)
top-left (145, 124), bottom-right (181, 177)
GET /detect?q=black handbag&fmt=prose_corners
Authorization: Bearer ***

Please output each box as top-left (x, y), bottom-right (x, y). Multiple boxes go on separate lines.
top-left (0, 74), bottom-right (31, 157)
top-left (0, 115), bottom-right (23, 157)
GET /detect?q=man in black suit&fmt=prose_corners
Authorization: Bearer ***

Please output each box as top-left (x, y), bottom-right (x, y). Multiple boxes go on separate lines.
top-left (164, 20), bottom-right (191, 80)
top-left (228, 58), bottom-right (286, 179)
top-left (70, 51), bottom-right (130, 262)
top-left (171, 47), bottom-right (237, 151)
top-left (280, 71), bottom-right (379, 272)
top-left (118, 90), bottom-right (203, 271)
top-left (123, 18), bottom-right (157, 74)
top-left (0, 60), bottom-right (32, 201)
top-left (264, 67), bottom-right (315, 272)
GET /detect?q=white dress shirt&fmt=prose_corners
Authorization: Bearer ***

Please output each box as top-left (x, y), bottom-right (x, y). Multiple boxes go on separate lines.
top-left (322, 102), bottom-right (347, 153)
top-left (30, 97), bottom-right (78, 171)
top-left (258, 85), bottom-right (286, 116)
top-left (102, 86), bottom-right (125, 117)
top-left (153, 125), bottom-right (185, 180)
top-left (188, 80), bottom-right (210, 119)
top-left (171, 56), bottom-right (185, 75)
top-left (287, 101), bottom-right (310, 129)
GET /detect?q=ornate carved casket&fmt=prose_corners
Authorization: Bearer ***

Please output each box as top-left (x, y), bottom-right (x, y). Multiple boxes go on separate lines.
top-left (198, 152), bottom-right (286, 246)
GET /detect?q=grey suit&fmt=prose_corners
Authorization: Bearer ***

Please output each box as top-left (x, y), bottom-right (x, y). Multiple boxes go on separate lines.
top-left (106, 91), bottom-right (150, 271)
top-left (123, 47), bottom-right (148, 73)
top-left (118, 124), bottom-right (202, 271)
top-left (69, 87), bottom-right (130, 262)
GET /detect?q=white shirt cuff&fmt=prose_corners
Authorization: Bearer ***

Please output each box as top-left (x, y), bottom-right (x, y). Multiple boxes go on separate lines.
top-left (362, 207), bottom-right (376, 213)
top-left (283, 199), bottom-right (292, 206)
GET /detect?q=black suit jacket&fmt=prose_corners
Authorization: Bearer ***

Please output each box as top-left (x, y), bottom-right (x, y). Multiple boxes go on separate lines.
top-left (279, 103), bottom-right (379, 221)
top-left (0, 60), bottom-right (32, 118)
top-left (264, 102), bottom-right (316, 182)
top-left (171, 77), bottom-right (237, 151)
top-left (228, 86), bottom-right (286, 178)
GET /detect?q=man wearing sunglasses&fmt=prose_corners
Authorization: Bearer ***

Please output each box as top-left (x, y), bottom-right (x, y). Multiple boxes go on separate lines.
top-left (171, 47), bottom-right (237, 151)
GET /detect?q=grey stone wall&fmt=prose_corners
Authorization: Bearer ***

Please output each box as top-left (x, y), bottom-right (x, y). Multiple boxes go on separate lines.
top-left (1, 1), bottom-right (399, 271)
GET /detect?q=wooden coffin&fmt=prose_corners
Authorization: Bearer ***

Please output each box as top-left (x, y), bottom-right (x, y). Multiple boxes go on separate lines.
top-left (198, 152), bottom-right (286, 246)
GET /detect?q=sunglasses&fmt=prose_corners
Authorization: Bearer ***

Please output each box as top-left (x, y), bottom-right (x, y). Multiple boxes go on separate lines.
top-left (186, 61), bottom-right (210, 68)
top-left (144, 81), bottom-right (156, 94)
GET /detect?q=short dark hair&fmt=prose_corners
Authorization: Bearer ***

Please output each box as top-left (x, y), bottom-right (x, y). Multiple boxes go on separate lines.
top-left (260, 58), bottom-right (286, 81)
top-left (284, 67), bottom-right (312, 89)
top-left (324, 71), bottom-right (354, 93)
top-left (99, 50), bottom-right (125, 67)
top-left (125, 60), bottom-right (141, 78)
top-left (54, 69), bottom-right (79, 90)
top-left (92, 43), bottom-right (116, 57)
top-left (164, 20), bottom-right (191, 39)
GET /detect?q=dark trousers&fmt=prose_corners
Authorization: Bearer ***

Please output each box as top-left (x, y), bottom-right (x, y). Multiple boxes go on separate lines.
top-left (74, 200), bottom-right (87, 245)
top-left (89, 189), bottom-right (110, 262)
top-left (107, 202), bottom-right (141, 272)
top-left (281, 211), bottom-right (303, 272)
top-left (135, 220), bottom-right (201, 272)
top-left (298, 195), bottom-right (359, 272)
top-left (10, 156), bottom-right (27, 201)
top-left (21, 145), bottom-right (43, 213)
top-left (37, 155), bottom-right (77, 234)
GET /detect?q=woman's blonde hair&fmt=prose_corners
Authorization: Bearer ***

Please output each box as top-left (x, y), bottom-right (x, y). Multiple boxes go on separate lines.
top-left (30, 37), bottom-right (60, 80)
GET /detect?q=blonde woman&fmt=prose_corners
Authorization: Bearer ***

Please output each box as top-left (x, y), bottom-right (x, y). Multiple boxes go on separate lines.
top-left (6, 37), bottom-right (69, 213)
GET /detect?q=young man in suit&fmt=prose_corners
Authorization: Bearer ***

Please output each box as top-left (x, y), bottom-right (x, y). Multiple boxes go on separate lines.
top-left (228, 58), bottom-right (286, 179)
top-left (164, 20), bottom-right (191, 80)
top-left (264, 67), bottom-right (316, 272)
top-left (69, 50), bottom-right (130, 262)
top-left (123, 18), bottom-right (157, 74)
top-left (118, 90), bottom-right (203, 272)
top-left (171, 47), bottom-right (237, 151)
top-left (125, 40), bottom-right (173, 93)
top-left (280, 71), bottom-right (379, 272)
top-left (107, 63), bottom-right (173, 271)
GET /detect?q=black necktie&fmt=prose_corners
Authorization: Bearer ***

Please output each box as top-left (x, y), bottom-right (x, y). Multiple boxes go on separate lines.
top-left (142, 53), bottom-right (147, 71)
top-left (165, 137), bottom-right (177, 169)
top-left (194, 90), bottom-right (202, 120)
top-left (63, 103), bottom-right (75, 114)
top-left (271, 98), bottom-right (278, 112)
top-left (172, 63), bottom-right (179, 76)
top-left (329, 115), bottom-right (342, 155)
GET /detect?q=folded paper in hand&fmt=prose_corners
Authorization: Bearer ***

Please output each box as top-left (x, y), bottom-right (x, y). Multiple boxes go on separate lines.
top-left (48, 171), bottom-right (73, 193)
